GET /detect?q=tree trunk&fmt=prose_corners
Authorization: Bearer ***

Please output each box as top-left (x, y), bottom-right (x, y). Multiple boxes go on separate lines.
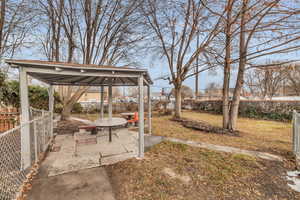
top-left (222, 0), bottom-right (233, 129)
top-left (60, 86), bottom-right (88, 120)
top-left (228, 0), bottom-right (248, 131)
top-left (0, 0), bottom-right (6, 55)
top-left (174, 85), bottom-right (182, 119)
top-left (223, 59), bottom-right (230, 129)
top-left (61, 104), bottom-right (72, 120)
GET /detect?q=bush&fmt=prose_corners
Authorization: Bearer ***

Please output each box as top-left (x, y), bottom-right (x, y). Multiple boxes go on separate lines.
top-left (0, 80), bottom-right (61, 110)
top-left (72, 102), bottom-right (83, 113)
top-left (188, 100), bottom-right (296, 122)
top-left (55, 103), bottom-right (63, 113)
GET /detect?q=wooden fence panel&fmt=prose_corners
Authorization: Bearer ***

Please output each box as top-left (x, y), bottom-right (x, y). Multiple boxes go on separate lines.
top-left (0, 108), bottom-right (19, 133)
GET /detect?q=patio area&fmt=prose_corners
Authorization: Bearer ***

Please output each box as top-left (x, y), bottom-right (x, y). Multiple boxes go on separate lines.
top-left (1, 59), bottom-right (154, 199)
top-left (47, 127), bottom-right (139, 176)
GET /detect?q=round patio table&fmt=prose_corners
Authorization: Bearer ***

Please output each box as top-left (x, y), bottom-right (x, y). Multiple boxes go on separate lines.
top-left (94, 117), bottom-right (127, 142)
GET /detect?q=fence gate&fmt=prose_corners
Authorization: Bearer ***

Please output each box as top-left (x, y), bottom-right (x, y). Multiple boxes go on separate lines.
top-left (293, 110), bottom-right (300, 157)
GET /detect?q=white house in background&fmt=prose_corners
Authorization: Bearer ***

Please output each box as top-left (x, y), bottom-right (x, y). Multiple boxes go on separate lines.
top-left (268, 96), bottom-right (300, 101)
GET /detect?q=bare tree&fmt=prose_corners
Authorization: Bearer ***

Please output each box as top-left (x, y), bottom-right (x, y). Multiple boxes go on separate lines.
top-left (284, 63), bottom-right (300, 96)
top-left (142, 0), bottom-right (224, 118)
top-left (205, 0), bottom-right (300, 130)
top-left (0, 0), bottom-right (36, 60)
top-left (170, 85), bottom-right (194, 99)
top-left (227, 0), bottom-right (300, 130)
top-left (38, 0), bottom-right (144, 119)
top-left (244, 65), bottom-right (289, 99)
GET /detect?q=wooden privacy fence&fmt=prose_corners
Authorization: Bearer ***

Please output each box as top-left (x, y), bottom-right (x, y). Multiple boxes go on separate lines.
top-left (0, 108), bottom-right (19, 133)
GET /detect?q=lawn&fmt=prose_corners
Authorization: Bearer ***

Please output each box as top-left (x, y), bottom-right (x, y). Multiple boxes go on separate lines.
top-left (106, 141), bottom-right (299, 200)
top-left (72, 111), bottom-right (297, 199)
top-left (152, 110), bottom-right (292, 158)
top-left (73, 110), bottom-right (293, 158)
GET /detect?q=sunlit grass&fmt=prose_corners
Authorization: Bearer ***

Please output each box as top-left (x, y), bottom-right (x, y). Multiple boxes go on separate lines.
top-left (73, 110), bottom-right (292, 157)
top-left (152, 110), bottom-right (292, 157)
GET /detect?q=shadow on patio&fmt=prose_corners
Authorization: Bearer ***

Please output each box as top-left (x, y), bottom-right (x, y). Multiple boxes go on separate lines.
top-left (26, 119), bottom-right (163, 200)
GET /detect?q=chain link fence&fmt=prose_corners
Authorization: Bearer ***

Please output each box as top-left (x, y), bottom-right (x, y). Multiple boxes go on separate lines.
top-left (292, 110), bottom-right (300, 157)
top-left (0, 108), bottom-right (52, 200)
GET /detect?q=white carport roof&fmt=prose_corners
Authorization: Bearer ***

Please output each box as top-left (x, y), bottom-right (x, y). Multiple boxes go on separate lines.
top-left (6, 59), bottom-right (153, 86)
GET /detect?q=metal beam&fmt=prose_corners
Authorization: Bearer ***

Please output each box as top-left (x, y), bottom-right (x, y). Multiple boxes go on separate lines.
top-left (147, 85), bottom-right (152, 135)
top-left (19, 67), bottom-right (31, 169)
top-left (25, 67), bottom-right (141, 78)
top-left (138, 76), bottom-right (144, 158)
top-left (100, 86), bottom-right (104, 119)
top-left (49, 82), bottom-right (137, 87)
top-left (127, 77), bottom-right (137, 85)
top-left (48, 85), bottom-right (54, 137)
top-left (108, 81), bottom-right (113, 120)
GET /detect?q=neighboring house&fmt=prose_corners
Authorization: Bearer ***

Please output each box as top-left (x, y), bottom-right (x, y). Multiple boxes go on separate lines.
top-left (78, 87), bottom-right (106, 103)
top-left (152, 91), bottom-right (169, 101)
top-left (198, 88), bottom-right (248, 100)
top-left (277, 85), bottom-right (299, 96)
top-left (199, 88), bottom-right (231, 100)
top-left (270, 96), bottom-right (300, 101)
top-left (253, 61), bottom-right (300, 97)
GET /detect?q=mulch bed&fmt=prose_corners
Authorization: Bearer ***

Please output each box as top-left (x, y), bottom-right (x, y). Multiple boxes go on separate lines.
top-left (54, 120), bottom-right (87, 135)
top-left (171, 117), bottom-right (240, 136)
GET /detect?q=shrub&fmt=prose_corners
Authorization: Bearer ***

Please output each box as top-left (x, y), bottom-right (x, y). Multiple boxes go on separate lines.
top-left (0, 80), bottom-right (61, 110)
top-left (72, 102), bottom-right (83, 113)
top-left (188, 100), bottom-right (296, 122)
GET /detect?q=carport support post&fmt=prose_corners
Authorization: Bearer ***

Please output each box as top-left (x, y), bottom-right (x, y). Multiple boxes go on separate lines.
top-left (138, 76), bottom-right (144, 158)
top-left (19, 67), bottom-right (31, 169)
top-left (147, 85), bottom-right (152, 135)
top-left (100, 86), bottom-right (104, 119)
top-left (48, 85), bottom-right (54, 137)
top-left (108, 83), bottom-right (112, 120)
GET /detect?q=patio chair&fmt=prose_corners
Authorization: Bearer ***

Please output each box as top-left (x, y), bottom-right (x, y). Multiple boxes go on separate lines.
top-left (73, 132), bottom-right (97, 156)
top-left (78, 125), bottom-right (97, 135)
top-left (127, 112), bottom-right (139, 126)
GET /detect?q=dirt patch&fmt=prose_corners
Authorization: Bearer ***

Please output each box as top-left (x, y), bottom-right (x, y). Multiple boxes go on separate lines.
top-left (54, 120), bottom-right (87, 135)
top-left (106, 141), bottom-right (300, 200)
top-left (172, 117), bottom-right (240, 136)
top-left (162, 167), bottom-right (191, 184)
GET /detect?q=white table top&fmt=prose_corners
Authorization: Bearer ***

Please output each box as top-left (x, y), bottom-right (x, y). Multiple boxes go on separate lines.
top-left (120, 112), bottom-right (135, 116)
top-left (94, 117), bottom-right (127, 127)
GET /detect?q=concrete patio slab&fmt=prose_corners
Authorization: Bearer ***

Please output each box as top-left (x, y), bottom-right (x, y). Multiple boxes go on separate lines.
top-left (48, 129), bottom-right (139, 176)
top-left (27, 167), bottom-right (116, 200)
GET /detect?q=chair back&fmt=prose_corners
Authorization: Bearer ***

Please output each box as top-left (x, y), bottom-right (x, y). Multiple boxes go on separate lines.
top-left (133, 112), bottom-right (139, 121)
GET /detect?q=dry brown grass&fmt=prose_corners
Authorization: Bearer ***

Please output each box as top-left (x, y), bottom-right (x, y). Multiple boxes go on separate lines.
top-left (106, 141), bottom-right (299, 200)
top-left (152, 111), bottom-right (292, 158)
top-left (73, 110), bottom-right (292, 157)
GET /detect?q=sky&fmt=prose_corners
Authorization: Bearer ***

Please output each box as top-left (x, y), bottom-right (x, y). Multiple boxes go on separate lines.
top-left (6, 42), bottom-right (223, 94)
top-left (7, 43), bottom-right (300, 95)
top-left (4, 0), bottom-right (300, 94)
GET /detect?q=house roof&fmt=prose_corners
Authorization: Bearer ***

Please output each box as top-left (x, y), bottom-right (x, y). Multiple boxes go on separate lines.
top-left (6, 59), bottom-right (153, 86)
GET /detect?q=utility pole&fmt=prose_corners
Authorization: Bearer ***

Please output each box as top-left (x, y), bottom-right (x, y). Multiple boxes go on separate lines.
top-left (195, 31), bottom-right (199, 99)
